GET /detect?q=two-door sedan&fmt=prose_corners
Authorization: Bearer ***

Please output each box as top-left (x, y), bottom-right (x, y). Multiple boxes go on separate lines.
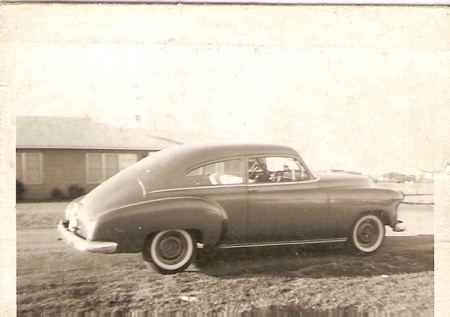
top-left (58, 143), bottom-right (405, 274)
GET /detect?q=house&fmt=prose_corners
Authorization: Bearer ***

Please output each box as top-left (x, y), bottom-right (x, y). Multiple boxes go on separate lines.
top-left (16, 116), bottom-right (220, 200)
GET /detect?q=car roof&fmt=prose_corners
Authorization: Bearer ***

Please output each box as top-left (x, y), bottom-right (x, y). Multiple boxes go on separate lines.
top-left (163, 142), bottom-right (300, 166)
top-left (127, 142), bottom-right (303, 191)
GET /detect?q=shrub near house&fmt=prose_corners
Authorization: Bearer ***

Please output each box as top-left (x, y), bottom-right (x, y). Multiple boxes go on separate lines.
top-left (16, 180), bottom-right (26, 201)
top-left (68, 184), bottom-right (85, 199)
top-left (50, 188), bottom-right (66, 201)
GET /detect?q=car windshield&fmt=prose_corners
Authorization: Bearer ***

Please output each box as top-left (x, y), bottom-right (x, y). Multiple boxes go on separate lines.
top-left (248, 156), bottom-right (311, 183)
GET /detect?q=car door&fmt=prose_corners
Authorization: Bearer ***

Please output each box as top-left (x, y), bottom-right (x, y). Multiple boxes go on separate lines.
top-left (183, 158), bottom-right (248, 244)
top-left (246, 156), bottom-right (330, 242)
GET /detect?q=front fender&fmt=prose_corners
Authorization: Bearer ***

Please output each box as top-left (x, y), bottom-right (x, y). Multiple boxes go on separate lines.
top-left (328, 187), bottom-right (404, 228)
top-left (91, 197), bottom-right (228, 252)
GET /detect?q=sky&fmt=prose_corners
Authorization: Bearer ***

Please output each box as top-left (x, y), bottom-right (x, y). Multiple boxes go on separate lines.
top-left (12, 102), bottom-right (450, 176)
top-left (5, 4), bottom-right (450, 175)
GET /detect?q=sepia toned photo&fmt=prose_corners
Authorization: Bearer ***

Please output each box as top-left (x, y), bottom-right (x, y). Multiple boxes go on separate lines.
top-left (1, 2), bottom-right (449, 316)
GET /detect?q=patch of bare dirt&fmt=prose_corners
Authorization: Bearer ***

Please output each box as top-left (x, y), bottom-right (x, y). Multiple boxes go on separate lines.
top-left (17, 231), bottom-right (433, 315)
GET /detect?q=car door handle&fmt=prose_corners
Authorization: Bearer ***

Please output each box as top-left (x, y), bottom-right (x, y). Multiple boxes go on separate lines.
top-left (248, 188), bottom-right (259, 192)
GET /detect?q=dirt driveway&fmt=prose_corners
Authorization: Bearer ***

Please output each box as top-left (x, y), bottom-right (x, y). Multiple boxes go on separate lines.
top-left (16, 202), bottom-right (434, 315)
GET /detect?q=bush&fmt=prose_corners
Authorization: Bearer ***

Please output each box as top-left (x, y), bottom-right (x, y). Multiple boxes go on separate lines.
top-left (16, 180), bottom-right (26, 201)
top-left (50, 188), bottom-right (66, 201)
top-left (67, 184), bottom-right (85, 199)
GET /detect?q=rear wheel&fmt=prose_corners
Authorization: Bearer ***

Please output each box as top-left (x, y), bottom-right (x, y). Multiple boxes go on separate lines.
top-left (143, 230), bottom-right (196, 274)
top-left (349, 214), bottom-right (385, 253)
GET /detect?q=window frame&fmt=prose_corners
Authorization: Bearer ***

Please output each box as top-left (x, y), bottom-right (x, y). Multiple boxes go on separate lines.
top-left (16, 152), bottom-right (44, 185)
top-left (186, 158), bottom-right (245, 187)
top-left (246, 155), bottom-right (312, 184)
top-left (86, 153), bottom-right (137, 184)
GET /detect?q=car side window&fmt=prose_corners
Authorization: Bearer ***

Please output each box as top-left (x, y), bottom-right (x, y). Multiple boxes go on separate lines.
top-left (248, 157), bottom-right (310, 183)
top-left (186, 159), bottom-right (243, 186)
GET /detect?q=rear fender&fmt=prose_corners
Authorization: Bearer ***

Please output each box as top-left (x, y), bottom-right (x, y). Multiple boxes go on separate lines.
top-left (91, 197), bottom-right (228, 252)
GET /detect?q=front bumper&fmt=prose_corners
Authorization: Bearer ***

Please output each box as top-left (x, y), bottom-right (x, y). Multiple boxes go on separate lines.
top-left (57, 221), bottom-right (117, 254)
top-left (393, 220), bottom-right (406, 232)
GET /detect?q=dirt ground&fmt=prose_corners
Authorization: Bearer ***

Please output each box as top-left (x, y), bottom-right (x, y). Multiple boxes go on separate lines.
top-left (16, 202), bottom-right (434, 315)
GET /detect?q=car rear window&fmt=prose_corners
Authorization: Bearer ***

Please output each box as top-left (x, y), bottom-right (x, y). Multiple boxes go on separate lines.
top-left (186, 159), bottom-right (243, 186)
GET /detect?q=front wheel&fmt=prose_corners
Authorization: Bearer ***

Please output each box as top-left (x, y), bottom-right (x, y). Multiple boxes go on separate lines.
top-left (143, 230), bottom-right (196, 274)
top-left (349, 214), bottom-right (385, 253)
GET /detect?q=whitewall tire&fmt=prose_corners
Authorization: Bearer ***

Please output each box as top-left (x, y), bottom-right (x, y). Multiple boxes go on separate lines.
top-left (349, 214), bottom-right (385, 253)
top-left (143, 230), bottom-right (196, 274)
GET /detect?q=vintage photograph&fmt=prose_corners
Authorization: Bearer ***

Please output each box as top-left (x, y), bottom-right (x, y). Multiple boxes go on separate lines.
top-left (1, 2), bottom-right (449, 316)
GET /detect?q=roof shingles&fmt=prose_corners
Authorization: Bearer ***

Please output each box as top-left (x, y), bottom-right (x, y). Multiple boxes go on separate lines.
top-left (16, 116), bottom-right (214, 150)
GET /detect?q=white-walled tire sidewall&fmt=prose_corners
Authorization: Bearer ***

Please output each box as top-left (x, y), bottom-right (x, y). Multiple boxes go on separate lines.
top-left (351, 214), bottom-right (385, 253)
top-left (149, 230), bottom-right (195, 273)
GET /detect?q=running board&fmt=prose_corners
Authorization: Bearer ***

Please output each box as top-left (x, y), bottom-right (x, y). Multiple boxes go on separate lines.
top-left (207, 238), bottom-right (347, 249)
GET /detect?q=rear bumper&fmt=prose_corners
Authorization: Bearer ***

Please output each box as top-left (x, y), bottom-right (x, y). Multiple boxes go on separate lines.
top-left (57, 221), bottom-right (117, 254)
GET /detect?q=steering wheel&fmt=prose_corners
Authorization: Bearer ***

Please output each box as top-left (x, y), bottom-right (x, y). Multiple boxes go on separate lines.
top-left (249, 163), bottom-right (259, 179)
top-left (273, 170), bottom-right (283, 182)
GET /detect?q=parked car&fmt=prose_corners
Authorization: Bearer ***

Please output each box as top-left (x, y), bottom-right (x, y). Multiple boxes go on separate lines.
top-left (379, 172), bottom-right (416, 183)
top-left (58, 143), bottom-right (405, 274)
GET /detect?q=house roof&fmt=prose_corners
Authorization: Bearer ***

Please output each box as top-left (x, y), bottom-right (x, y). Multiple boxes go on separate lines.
top-left (16, 116), bottom-right (222, 150)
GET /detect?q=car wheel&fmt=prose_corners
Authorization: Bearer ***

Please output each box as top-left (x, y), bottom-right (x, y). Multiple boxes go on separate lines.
top-left (143, 229), bottom-right (196, 274)
top-left (349, 214), bottom-right (385, 253)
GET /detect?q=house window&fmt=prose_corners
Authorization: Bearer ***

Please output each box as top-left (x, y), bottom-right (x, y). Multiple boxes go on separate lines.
top-left (86, 153), bottom-right (137, 184)
top-left (16, 153), bottom-right (43, 185)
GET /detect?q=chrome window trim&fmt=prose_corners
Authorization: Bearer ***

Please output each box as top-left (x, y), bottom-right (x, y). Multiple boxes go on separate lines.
top-left (185, 157), bottom-right (244, 176)
top-left (147, 175), bottom-right (320, 196)
top-left (247, 176), bottom-right (321, 187)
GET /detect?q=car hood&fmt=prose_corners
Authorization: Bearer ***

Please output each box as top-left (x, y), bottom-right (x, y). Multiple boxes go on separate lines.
top-left (317, 172), bottom-right (375, 189)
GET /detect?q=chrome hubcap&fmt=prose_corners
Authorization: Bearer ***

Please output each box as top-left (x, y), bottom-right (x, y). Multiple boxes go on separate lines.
top-left (155, 232), bottom-right (188, 264)
top-left (160, 237), bottom-right (183, 259)
top-left (357, 220), bottom-right (379, 246)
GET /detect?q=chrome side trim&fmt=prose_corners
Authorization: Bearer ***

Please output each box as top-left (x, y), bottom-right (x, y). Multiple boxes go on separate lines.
top-left (148, 184), bottom-right (248, 195)
top-left (217, 238), bottom-right (347, 249)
